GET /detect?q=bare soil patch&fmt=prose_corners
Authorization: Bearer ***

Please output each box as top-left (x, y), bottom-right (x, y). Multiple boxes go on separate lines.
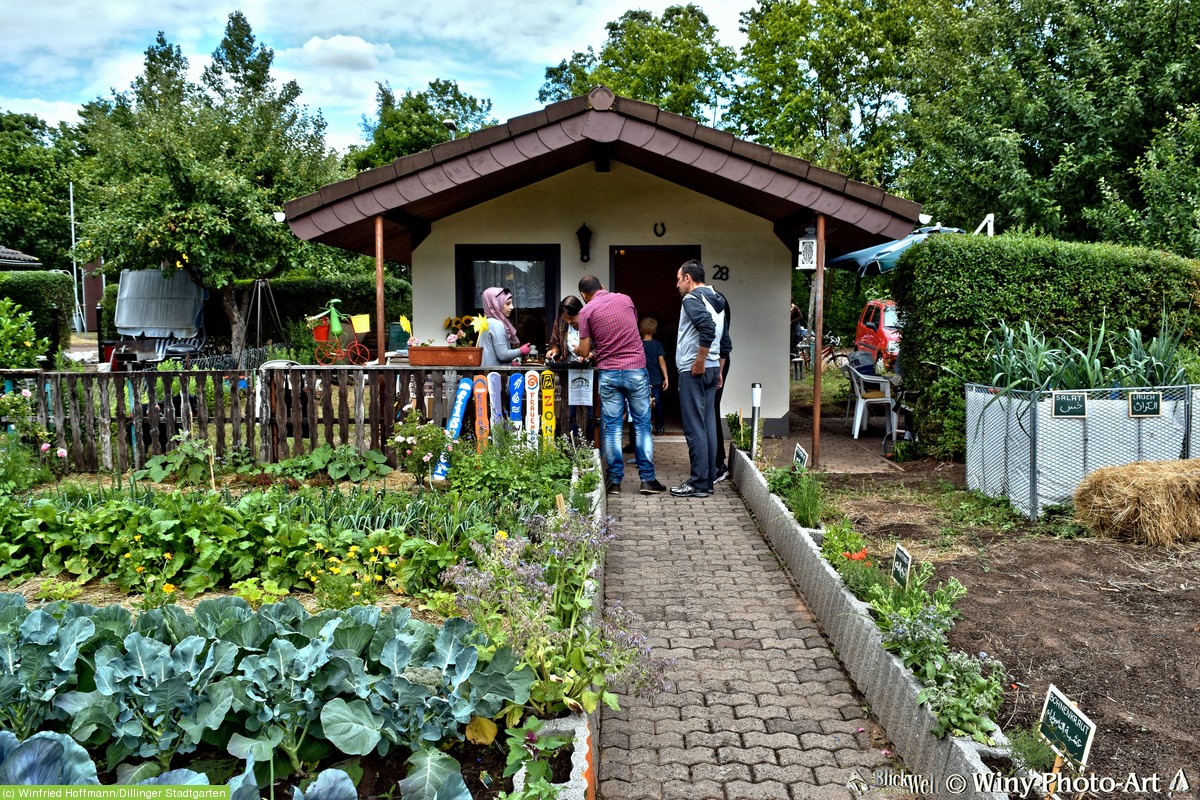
top-left (825, 462), bottom-right (1200, 799)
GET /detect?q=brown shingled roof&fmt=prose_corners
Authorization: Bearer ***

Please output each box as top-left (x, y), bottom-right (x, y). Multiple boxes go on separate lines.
top-left (0, 245), bottom-right (42, 266)
top-left (285, 87), bottom-right (920, 263)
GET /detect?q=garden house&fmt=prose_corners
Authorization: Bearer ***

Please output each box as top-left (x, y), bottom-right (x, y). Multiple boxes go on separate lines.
top-left (284, 86), bottom-right (919, 434)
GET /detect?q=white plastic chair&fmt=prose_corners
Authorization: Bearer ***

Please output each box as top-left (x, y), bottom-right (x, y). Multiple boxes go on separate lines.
top-left (848, 367), bottom-right (895, 439)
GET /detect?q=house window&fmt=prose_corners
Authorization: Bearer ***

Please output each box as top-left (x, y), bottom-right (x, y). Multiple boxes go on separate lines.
top-left (455, 245), bottom-right (560, 352)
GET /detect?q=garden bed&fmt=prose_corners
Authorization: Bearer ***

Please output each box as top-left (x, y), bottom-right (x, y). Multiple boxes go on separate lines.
top-left (824, 462), bottom-right (1199, 800)
top-left (0, 417), bottom-right (640, 799)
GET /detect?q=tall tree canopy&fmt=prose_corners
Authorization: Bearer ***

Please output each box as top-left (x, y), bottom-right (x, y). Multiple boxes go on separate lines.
top-left (76, 13), bottom-right (346, 346)
top-left (1087, 105), bottom-right (1200, 259)
top-left (897, 0), bottom-right (1200, 239)
top-left (726, 0), bottom-right (935, 186)
top-left (349, 79), bottom-right (495, 171)
top-left (538, 4), bottom-right (736, 120)
top-left (0, 112), bottom-right (76, 271)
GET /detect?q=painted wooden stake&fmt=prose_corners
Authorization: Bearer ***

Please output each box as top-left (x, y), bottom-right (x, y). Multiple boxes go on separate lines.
top-left (473, 374), bottom-right (489, 453)
top-left (541, 369), bottom-right (556, 447)
top-left (525, 370), bottom-right (540, 446)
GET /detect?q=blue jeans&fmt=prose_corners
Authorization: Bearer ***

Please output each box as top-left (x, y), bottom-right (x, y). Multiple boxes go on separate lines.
top-left (679, 366), bottom-right (720, 490)
top-left (598, 368), bottom-right (656, 484)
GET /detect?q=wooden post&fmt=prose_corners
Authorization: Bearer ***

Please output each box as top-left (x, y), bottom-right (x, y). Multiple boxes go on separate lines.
top-left (811, 214), bottom-right (826, 468)
top-left (375, 216), bottom-right (390, 447)
top-left (375, 216), bottom-right (386, 365)
top-left (1045, 753), bottom-right (1063, 800)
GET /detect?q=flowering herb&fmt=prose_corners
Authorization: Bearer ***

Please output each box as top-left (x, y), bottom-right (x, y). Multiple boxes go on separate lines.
top-left (445, 510), bottom-right (672, 719)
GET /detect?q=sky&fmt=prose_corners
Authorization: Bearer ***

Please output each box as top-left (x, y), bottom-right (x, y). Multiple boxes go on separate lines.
top-left (0, 0), bottom-right (749, 154)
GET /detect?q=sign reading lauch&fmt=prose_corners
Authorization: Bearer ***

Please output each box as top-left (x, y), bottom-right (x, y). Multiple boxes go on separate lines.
top-left (1127, 391), bottom-right (1162, 418)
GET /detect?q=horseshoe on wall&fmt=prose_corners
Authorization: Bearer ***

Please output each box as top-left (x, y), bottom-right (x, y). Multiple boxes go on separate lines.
top-left (653, 222), bottom-right (667, 238)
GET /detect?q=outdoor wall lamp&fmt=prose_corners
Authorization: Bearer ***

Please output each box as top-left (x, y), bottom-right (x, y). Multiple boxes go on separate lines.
top-left (576, 223), bottom-right (593, 262)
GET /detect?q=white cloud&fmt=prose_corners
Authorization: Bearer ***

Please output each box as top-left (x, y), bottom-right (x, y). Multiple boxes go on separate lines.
top-left (289, 35), bottom-right (394, 71)
top-left (0, 0), bottom-right (751, 155)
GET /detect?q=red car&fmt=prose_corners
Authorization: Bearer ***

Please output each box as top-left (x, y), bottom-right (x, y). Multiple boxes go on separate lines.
top-left (856, 299), bottom-right (901, 370)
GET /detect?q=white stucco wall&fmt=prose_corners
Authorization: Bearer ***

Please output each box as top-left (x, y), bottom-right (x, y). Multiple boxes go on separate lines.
top-left (411, 162), bottom-right (794, 426)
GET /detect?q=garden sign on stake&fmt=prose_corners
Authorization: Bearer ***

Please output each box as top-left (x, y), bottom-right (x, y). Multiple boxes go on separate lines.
top-left (1038, 683), bottom-right (1097, 799)
top-left (891, 544), bottom-right (911, 588)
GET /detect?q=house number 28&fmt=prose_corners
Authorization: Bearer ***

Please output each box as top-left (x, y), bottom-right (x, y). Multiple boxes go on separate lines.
top-left (711, 264), bottom-right (730, 281)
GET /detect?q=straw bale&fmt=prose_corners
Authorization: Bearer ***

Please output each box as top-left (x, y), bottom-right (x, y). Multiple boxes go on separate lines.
top-left (1074, 460), bottom-right (1200, 547)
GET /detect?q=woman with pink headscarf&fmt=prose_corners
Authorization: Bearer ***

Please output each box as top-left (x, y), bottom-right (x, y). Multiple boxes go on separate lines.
top-left (479, 287), bottom-right (531, 366)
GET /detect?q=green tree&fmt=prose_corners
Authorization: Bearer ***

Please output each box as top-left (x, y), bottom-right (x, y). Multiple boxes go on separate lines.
top-left (897, 0), bottom-right (1200, 238)
top-left (0, 111), bottom-right (76, 271)
top-left (76, 14), bottom-right (347, 348)
top-left (1086, 106), bottom-right (1200, 259)
top-left (726, 0), bottom-right (933, 186)
top-left (539, 4), bottom-right (736, 120)
top-left (349, 79), bottom-right (495, 171)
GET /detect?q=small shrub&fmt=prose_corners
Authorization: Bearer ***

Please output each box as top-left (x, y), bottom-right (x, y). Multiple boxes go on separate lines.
top-left (393, 409), bottom-right (453, 486)
top-left (306, 541), bottom-right (397, 609)
top-left (0, 297), bottom-right (50, 368)
top-left (1005, 722), bottom-right (1058, 773)
top-left (818, 518), bottom-right (886, 598)
top-left (133, 432), bottom-right (215, 486)
top-left (231, 577), bottom-right (289, 609)
top-left (765, 466), bottom-right (823, 527)
top-left (265, 444), bottom-right (393, 483)
top-left (500, 717), bottom-right (573, 799)
top-left (917, 650), bottom-right (1006, 743)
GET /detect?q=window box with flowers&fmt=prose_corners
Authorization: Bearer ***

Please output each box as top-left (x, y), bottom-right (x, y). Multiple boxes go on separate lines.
top-left (406, 315), bottom-right (488, 366)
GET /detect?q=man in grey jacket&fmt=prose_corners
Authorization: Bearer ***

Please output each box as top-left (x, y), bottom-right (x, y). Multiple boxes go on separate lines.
top-left (671, 259), bottom-right (726, 498)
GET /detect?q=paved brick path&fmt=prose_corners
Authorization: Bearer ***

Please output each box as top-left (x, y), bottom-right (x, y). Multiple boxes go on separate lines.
top-left (600, 438), bottom-right (893, 800)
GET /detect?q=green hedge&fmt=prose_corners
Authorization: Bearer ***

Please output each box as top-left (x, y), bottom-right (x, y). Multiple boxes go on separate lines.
top-left (101, 273), bottom-right (411, 342)
top-left (891, 234), bottom-right (1200, 459)
top-left (0, 271), bottom-right (74, 356)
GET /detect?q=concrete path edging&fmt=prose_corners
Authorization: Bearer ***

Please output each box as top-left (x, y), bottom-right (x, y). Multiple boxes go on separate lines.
top-left (730, 447), bottom-right (1013, 800)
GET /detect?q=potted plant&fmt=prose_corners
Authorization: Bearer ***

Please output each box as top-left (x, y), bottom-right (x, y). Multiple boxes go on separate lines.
top-left (407, 314), bottom-right (488, 366)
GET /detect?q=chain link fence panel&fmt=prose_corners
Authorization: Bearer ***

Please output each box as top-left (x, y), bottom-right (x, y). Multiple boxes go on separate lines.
top-left (966, 383), bottom-right (1192, 519)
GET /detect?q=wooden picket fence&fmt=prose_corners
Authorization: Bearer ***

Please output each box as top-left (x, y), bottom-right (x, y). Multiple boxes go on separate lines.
top-left (0, 364), bottom-right (584, 473)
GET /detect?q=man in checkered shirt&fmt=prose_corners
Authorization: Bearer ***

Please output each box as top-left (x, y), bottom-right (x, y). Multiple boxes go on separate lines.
top-left (574, 275), bottom-right (667, 496)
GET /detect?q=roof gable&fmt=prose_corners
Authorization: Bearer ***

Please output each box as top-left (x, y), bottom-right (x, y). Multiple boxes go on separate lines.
top-left (285, 87), bottom-right (920, 262)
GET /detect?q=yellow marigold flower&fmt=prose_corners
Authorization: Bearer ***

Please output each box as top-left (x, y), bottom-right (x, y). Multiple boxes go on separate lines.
top-left (134, 535), bottom-right (142, 541)
top-left (315, 542), bottom-right (325, 551)
top-left (164, 553), bottom-right (173, 560)
top-left (124, 553), bottom-right (132, 559)
top-left (376, 545), bottom-right (389, 555)
top-left (162, 583), bottom-right (176, 594)
top-left (374, 575), bottom-right (383, 582)
top-left (327, 556), bottom-right (341, 563)
top-left (353, 591), bottom-right (361, 597)
top-left (330, 567), bottom-right (342, 575)
top-left (495, 530), bottom-right (508, 540)
top-left (135, 566), bottom-right (145, 573)
top-left (369, 556), bottom-right (379, 563)
top-left (348, 545), bottom-right (359, 554)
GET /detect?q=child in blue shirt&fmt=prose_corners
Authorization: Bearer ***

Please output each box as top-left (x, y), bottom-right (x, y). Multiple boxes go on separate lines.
top-left (641, 317), bottom-right (668, 434)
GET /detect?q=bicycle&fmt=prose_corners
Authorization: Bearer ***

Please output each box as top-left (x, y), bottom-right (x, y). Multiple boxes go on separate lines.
top-left (796, 330), bottom-right (848, 372)
top-left (310, 299), bottom-right (370, 366)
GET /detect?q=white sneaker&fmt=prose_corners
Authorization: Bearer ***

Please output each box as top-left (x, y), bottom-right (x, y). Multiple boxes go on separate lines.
top-left (713, 465), bottom-right (730, 483)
